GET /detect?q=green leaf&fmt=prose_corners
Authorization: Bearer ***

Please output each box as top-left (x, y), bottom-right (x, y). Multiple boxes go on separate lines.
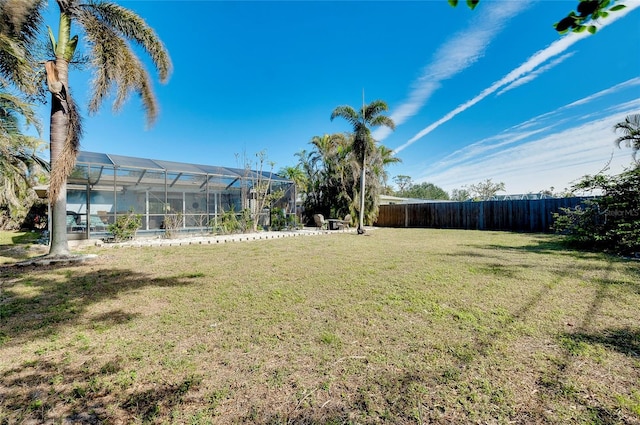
top-left (448, 0), bottom-right (459, 6)
top-left (587, 25), bottom-right (597, 34)
top-left (574, 24), bottom-right (587, 33)
top-left (64, 35), bottom-right (78, 62)
top-left (47, 26), bottom-right (57, 53)
top-left (466, 0), bottom-right (479, 10)
top-left (610, 4), bottom-right (626, 11)
top-left (555, 16), bottom-right (577, 32)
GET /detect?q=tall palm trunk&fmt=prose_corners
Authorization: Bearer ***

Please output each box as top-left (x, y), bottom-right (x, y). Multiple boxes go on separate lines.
top-left (47, 5), bottom-right (75, 256)
top-left (4, 0), bottom-right (170, 255)
top-left (358, 152), bottom-right (366, 233)
top-left (48, 58), bottom-right (70, 256)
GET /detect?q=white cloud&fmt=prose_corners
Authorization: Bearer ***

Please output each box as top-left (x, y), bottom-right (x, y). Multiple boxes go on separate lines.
top-left (417, 100), bottom-right (640, 194)
top-left (430, 81), bottom-right (640, 176)
top-left (394, 1), bottom-right (640, 154)
top-left (372, 0), bottom-right (531, 141)
top-left (507, 77), bottom-right (640, 132)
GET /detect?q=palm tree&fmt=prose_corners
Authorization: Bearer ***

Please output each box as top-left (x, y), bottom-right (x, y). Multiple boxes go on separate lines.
top-left (278, 165), bottom-right (307, 194)
top-left (371, 144), bottom-right (401, 192)
top-left (331, 100), bottom-right (395, 233)
top-left (2, 0), bottom-right (172, 256)
top-left (614, 114), bottom-right (640, 164)
top-left (0, 90), bottom-right (47, 229)
top-left (306, 133), bottom-right (355, 220)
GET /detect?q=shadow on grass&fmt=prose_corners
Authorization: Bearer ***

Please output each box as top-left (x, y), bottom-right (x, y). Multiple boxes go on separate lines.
top-left (10, 232), bottom-right (41, 245)
top-left (0, 261), bottom-right (197, 346)
top-left (0, 232), bottom-right (43, 260)
top-left (1, 356), bottom-right (205, 423)
top-left (535, 260), bottom-right (639, 424)
top-left (471, 235), bottom-right (639, 296)
top-left (561, 326), bottom-right (640, 358)
top-left (410, 241), bottom-right (638, 422)
top-left (0, 261), bottom-right (203, 423)
top-left (0, 244), bottom-right (47, 262)
top-left (481, 235), bottom-right (591, 256)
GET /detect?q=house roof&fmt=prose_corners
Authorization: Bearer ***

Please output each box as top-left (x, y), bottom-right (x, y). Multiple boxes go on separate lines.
top-left (34, 151), bottom-right (292, 199)
top-left (74, 151), bottom-right (291, 182)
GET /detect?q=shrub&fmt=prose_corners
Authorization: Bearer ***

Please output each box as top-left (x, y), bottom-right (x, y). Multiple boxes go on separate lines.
top-left (163, 213), bottom-right (183, 238)
top-left (108, 210), bottom-right (142, 242)
top-left (270, 207), bottom-right (286, 231)
top-left (239, 208), bottom-right (253, 233)
top-left (287, 213), bottom-right (301, 230)
top-left (211, 207), bottom-right (254, 234)
top-left (552, 165), bottom-right (639, 257)
top-left (211, 208), bottom-right (238, 234)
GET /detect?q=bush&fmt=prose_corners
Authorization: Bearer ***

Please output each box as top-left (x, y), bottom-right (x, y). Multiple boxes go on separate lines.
top-left (108, 210), bottom-right (142, 242)
top-left (552, 165), bottom-right (639, 257)
top-left (270, 207), bottom-right (286, 231)
top-left (211, 207), bottom-right (254, 234)
top-left (162, 213), bottom-right (183, 238)
top-left (287, 213), bottom-right (301, 230)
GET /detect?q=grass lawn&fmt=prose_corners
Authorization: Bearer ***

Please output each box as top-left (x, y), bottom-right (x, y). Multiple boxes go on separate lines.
top-left (1, 228), bottom-right (638, 424)
top-left (0, 230), bottom-right (45, 265)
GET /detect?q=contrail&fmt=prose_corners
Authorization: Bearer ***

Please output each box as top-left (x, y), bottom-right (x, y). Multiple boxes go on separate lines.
top-left (393, 1), bottom-right (640, 154)
top-left (496, 52), bottom-right (575, 96)
top-left (429, 82), bottom-right (640, 174)
top-left (372, 0), bottom-right (531, 141)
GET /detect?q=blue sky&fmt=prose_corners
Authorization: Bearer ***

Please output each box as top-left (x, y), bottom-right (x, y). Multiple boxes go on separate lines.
top-left (36, 0), bottom-right (640, 195)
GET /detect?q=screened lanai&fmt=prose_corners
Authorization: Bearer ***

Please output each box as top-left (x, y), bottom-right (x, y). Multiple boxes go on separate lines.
top-left (65, 151), bottom-right (294, 239)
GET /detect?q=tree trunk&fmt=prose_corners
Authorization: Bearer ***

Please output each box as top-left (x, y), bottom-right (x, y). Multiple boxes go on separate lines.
top-left (47, 59), bottom-right (70, 257)
top-left (358, 153), bottom-right (366, 233)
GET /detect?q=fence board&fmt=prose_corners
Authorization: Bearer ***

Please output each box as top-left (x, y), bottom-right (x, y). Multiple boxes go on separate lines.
top-left (375, 197), bottom-right (591, 232)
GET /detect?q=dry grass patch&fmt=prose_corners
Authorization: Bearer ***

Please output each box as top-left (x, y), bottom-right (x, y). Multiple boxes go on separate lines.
top-left (1, 228), bottom-right (638, 424)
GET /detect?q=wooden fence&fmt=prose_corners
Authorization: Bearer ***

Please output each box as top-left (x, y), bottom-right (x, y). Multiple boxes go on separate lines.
top-left (375, 197), bottom-right (592, 233)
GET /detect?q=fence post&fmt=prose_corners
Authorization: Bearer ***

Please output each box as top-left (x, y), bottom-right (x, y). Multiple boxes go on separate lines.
top-left (405, 204), bottom-right (408, 228)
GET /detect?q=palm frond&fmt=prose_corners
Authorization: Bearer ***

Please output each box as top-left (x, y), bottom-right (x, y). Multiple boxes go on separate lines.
top-left (11, 144), bottom-right (49, 172)
top-left (614, 114), bottom-right (640, 162)
top-left (377, 145), bottom-right (401, 165)
top-left (0, 127), bottom-right (46, 228)
top-left (79, 9), bottom-right (160, 126)
top-left (363, 100), bottom-right (389, 122)
top-left (0, 0), bottom-right (44, 92)
top-left (369, 115), bottom-right (395, 132)
top-left (0, 0), bottom-right (44, 40)
top-left (80, 1), bottom-right (172, 82)
top-left (331, 105), bottom-right (359, 126)
top-left (0, 91), bottom-right (41, 134)
top-left (80, 9), bottom-right (158, 125)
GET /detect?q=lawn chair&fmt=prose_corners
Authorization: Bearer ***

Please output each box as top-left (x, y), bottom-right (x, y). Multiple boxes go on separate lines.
top-left (339, 214), bottom-right (352, 230)
top-left (313, 213), bottom-right (327, 230)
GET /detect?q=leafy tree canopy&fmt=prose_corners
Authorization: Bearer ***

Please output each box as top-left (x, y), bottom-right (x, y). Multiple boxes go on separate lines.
top-left (393, 175), bottom-right (412, 193)
top-left (465, 179), bottom-right (506, 201)
top-left (450, 188), bottom-right (471, 201)
top-left (397, 181), bottom-right (450, 200)
top-left (552, 164), bottom-right (639, 257)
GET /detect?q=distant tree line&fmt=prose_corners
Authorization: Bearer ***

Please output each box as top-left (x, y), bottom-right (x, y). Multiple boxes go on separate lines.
top-left (390, 176), bottom-right (506, 201)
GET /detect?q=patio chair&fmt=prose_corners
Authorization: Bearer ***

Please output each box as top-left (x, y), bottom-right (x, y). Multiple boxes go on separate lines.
top-left (313, 213), bottom-right (327, 230)
top-left (339, 214), bottom-right (352, 230)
